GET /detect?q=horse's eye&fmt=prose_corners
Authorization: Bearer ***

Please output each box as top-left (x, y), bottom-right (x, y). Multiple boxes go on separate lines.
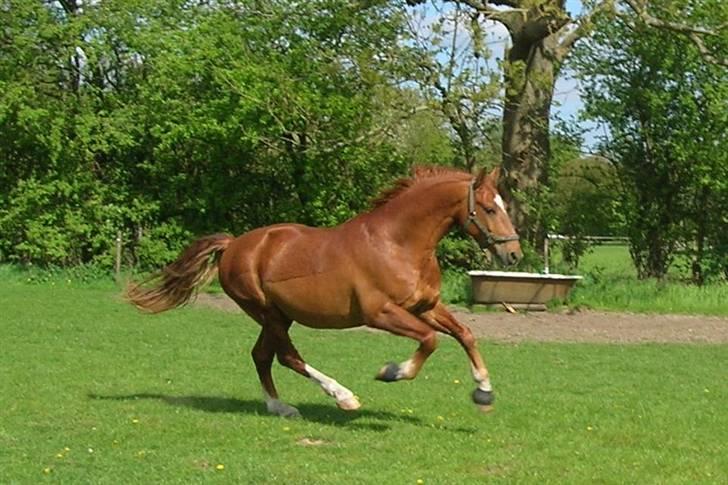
top-left (485, 207), bottom-right (496, 215)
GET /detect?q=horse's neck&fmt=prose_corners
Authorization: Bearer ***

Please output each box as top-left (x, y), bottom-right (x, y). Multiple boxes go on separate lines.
top-left (380, 178), bottom-right (467, 253)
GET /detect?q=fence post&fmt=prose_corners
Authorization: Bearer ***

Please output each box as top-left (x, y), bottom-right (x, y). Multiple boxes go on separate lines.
top-left (115, 231), bottom-right (122, 279)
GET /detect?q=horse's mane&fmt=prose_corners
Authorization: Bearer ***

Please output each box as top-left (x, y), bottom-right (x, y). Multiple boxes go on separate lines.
top-left (370, 165), bottom-right (472, 209)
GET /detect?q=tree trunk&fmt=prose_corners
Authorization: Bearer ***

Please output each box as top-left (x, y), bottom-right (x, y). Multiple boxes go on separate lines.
top-left (500, 33), bottom-right (559, 244)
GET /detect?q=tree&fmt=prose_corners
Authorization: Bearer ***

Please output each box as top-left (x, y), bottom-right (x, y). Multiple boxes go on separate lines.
top-left (0, 0), bottom-right (418, 268)
top-left (405, 0), bottom-right (727, 246)
top-left (574, 8), bottom-right (728, 281)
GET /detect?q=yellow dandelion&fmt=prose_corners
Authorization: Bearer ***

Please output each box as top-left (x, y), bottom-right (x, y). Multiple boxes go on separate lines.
top-left (131, 418), bottom-right (140, 424)
top-left (436, 416), bottom-right (444, 421)
top-left (417, 479), bottom-right (424, 484)
top-left (63, 447), bottom-right (70, 452)
top-left (55, 453), bottom-right (64, 459)
top-left (453, 379), bottom-right (461, 384)
top-left (216, 464), bottom-right (225, 471)
top-left (587, 426), bottom-right (593, 431)
top-left (43, 467), bottom-right (52, 474)
top-left (283, 426), bottom-right (290, 431)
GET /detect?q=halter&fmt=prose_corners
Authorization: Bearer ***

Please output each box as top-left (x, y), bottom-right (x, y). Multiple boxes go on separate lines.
top-left (463, 180), bottom-right (520, 249)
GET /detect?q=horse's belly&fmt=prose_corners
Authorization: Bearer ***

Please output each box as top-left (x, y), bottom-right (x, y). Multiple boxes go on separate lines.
top-left (265, 272), bottom-right (362, 329)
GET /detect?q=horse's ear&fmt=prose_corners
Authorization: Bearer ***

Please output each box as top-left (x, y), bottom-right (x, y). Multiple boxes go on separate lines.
top-left (487, 166), bottom-right (501, 185)
top-left (474, 166), bottom-right (500, 188)
top-left (474, 167), bottom-right (488, 188)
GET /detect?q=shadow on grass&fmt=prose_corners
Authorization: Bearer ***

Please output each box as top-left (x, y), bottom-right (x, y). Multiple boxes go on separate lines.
top-left (87, 392), bottom-right (472, 432)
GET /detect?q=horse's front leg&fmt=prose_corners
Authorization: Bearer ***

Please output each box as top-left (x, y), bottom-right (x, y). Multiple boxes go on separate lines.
top-left (422, 303), bottom-right (494, 411)
top-left (366, 302), bottom-right (438, 381)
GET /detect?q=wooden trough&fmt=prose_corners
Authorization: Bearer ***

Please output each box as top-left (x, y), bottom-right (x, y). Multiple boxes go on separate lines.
top-left (468, 270), bottom-right (582, 311)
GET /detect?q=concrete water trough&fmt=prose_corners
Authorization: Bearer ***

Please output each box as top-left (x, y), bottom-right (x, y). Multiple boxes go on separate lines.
top-left (468, 270), bottom-right (582, 311)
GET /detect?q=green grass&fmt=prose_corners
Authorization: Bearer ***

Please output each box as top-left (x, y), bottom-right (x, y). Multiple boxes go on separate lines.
top-left (570, 273), bottom-right (728, 315)
top-left (535, 245), bottom-right (728, 316)
top-left (577, 244), bottom-right (637, 278)
top-left (2, 281), bottom-right (727, 483)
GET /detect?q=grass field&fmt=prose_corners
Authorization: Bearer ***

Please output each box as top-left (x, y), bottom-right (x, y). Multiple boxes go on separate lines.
top-left (566, 245), bottom-right (728, 316)
top-left (2, 280), bottom-right (727, 483)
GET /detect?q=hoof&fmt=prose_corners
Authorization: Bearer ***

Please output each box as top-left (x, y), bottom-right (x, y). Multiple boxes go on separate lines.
top-left (375, 362), bottom-right (400, 382)
top-left (280, 407), bottom-right (302, 418)
top-left (477, 404), bottom-right (494, 414)
top-left (266, 400), bottom-right (301, 418)
top-left (336, 396), bottom-right (361, 411)
top-left (472, 388), bottom-right (494, 406)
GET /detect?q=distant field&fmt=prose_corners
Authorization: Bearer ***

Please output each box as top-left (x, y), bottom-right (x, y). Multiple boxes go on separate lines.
top-left (2, 280), bottom-right (727, 483)
top-left (541, 244), bottom-right (728, 316)
top-left (577, 244), bottom-right (636, 277)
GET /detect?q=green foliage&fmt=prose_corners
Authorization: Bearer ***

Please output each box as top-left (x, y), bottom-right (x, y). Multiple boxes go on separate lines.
top-left (574, 2), bottom-right (728, 281)
top-left (436, 233), bottom-right (486, 271)
top-left (0, 262), bottom-right (116, 287)
top-left (439, 268), bottom-right (472, 305)
top-left (0, 0), bottom-right (417, 269)
top-left (550, 147), bottom-right (626, 265)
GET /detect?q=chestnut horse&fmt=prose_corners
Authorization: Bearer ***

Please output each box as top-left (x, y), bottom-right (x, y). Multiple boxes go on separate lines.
top-left (127, 166), bottom-right (521, 416)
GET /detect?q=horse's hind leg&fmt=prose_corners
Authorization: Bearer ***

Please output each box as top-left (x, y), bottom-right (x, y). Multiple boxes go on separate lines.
top-left (366, 302), bottom-right (439, 382)
top-left (251, 326), bottom-right (301, 418)
top-left (268, 322), bottom-right (361, 411)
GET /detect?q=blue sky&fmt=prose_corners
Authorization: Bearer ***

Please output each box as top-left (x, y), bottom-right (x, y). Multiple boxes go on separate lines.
top-left (484, 0), bottom-right (598, 147)
top-left (411, 0), bottom-right (603, 148)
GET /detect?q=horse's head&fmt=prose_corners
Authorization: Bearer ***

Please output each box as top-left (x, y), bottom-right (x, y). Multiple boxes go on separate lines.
top-left (461, 167), bottom-right (522, 266)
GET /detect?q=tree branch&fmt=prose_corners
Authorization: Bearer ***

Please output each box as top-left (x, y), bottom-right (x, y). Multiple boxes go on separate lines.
top-left (552, 0), bottom-right (613, 62)
top-left (57, 0), bottom-right (80, 14)
top-left (685, 32), bottom-right (728, 67)
top-left (455, 0), bottom-right (528, 32)
top-left (621, 0), bottom-right (727, 67)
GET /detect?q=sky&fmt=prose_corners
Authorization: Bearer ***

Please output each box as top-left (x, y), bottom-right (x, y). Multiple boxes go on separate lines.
top-left (412, 0), bottom-right (601, 149)
top-left (480, 0), bottom-right (601, 148)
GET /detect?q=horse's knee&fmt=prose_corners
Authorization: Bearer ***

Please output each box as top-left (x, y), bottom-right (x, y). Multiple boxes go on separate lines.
top-left (251, 344), bottom-right (270, 363)
top-left (458, 328), bottom-right (476, 349)
top-left (421, 332), bottom-right (438, 354)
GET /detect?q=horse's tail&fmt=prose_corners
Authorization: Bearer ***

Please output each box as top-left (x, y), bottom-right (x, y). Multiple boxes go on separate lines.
top-left (125, 233), bottom-right (234, 314)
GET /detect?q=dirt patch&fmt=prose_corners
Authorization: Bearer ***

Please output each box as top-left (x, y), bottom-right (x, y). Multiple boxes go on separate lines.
top-left (195, 293), bottom-right (728, 344)
top-left (450, 308), bottom-right (728, 344)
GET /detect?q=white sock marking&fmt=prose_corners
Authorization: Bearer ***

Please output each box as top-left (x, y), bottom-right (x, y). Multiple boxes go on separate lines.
top-left (471, 365), bottom-right (492, 392)
top-left (305, 364), bottom-right (355, 402)
top-left (397, 359), bottom-right (416, 379)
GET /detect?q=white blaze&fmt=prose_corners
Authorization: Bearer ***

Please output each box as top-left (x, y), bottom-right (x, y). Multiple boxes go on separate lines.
top-left (494, 193), bottom-right (505, 211)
